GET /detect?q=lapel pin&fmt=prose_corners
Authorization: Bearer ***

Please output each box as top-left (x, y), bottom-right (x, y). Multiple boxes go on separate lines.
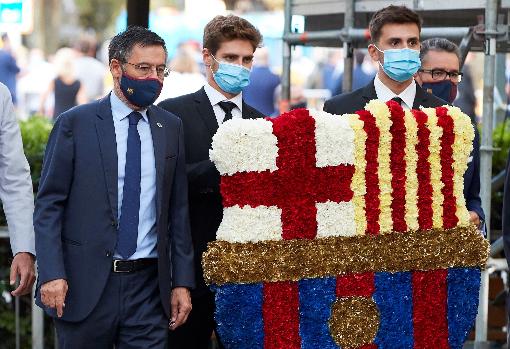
top-left (157, 122), bottom-right (163, 128)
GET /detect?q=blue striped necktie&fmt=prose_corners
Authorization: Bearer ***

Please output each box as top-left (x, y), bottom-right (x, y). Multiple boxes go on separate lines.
top-left (117, 111), bottom-right (142, 259)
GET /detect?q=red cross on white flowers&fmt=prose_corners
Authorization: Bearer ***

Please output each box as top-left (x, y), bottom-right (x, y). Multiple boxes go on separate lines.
top-left (220, 109), bottom-right (355, 240)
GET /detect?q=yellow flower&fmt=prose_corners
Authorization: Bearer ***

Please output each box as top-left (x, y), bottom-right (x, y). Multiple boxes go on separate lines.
top-left (365, 100), bottom-right (393, 233)
top-left (446, 106), bottom-right (474, 226)
top-left (422, 108), bottom-right (444, 229)
top-left (404, 110), bottom-right (419, 231)
top-left (348, 114), bottom-right (367, 235)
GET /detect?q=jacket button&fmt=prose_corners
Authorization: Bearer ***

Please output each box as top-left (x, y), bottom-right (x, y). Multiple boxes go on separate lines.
top-left (106, 251), bottom-right (112, 257)
top-left (111, 220), bottom-right (116, 227)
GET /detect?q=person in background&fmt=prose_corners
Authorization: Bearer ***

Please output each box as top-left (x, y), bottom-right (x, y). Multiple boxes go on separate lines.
top-left (39, 48), bottom-right (87, 120)
top-left (333, 50), bottom-right (375, 95)
top-left (34, 26), bottom-right (194, 348)
top-left (0, 34), bottom-right (21, 105)
top-left (159, 14), bottom-right (264, 349)
top-left (415, 37), bottom-right (484, 230)
top-left (0, 81), bottom-right (36, 297)
top-left (242, 46), bottom-right (280, 116)
top-left (156, 50), bottom-right (205, 103)
top-left (74, 36), bottom-right (107, 101)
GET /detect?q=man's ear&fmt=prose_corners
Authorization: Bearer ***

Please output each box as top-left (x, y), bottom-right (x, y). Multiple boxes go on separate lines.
top-left (110, 59), bottom-right (122, 79)
top-left (414, 72), bottom-right (423, 86)
top-left (202, 48), bottom-right (212, 67)
top-left (367, 44), bottom-right (380, 63)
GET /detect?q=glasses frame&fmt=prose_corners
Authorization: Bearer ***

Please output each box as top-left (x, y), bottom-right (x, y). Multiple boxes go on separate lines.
top-left (122, 61), bottom-right (170, 78)
top-left (418, 68), bottom-right (463, 82)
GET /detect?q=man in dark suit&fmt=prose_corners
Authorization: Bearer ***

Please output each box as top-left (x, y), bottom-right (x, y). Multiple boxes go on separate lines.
top-left (159, 15), bottom-right (264, 349)
top-left (415, 38), bottom-right (484, 229)
top-left (34, 26), bottom-right (194, 348)
top-left (324, 6), bottom-right (484, 230)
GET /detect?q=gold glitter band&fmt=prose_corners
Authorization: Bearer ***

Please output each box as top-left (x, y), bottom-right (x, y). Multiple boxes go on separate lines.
top-left (329, 297), bottom-right (380, 348)
top-left (203, 225), bottom-right (489, 285)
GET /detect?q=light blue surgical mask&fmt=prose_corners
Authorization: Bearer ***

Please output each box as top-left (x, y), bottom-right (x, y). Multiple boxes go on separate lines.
top-left (374, 45), bottom-right (421, 82)
top-left (211, 54), bottom-right (251, 94)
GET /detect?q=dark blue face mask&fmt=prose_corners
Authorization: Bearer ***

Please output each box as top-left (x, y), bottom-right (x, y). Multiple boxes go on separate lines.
top-left (120, 73), bottom-right (163, 108)
top-left (422, 80), bottom-right (457, 103)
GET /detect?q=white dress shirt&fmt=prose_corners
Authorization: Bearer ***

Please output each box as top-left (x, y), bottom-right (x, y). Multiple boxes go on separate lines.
top-left (204, 82), bottom-right (243, 126)
top-left (110, 92), bottom-right (157, 260)
top-left (373, 73), bottom-right (417, 110)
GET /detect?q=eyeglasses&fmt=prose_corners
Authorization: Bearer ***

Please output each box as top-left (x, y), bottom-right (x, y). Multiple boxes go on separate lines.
top-left (418, 69), bottom-right (463, 83)
top-left (123, 61), bottom-right (169, 78)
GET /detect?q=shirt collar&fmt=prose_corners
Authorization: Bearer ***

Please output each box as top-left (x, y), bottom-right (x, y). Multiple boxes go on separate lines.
top-left (204, 82), bottom-right (243, 112)
top-left (373, 73), bottom-right (416, 110)
top-left (110, 91), bottom-right (149, 123)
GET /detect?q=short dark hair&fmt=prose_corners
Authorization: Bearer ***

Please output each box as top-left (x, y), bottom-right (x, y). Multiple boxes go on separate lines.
top-left (203, 15), bottom-right (262, 55)
top-left (108, 26), bottom-right (167, 63)
top-left (420, 38), bottom-right (461, 63)
top-left (369, 5), bottom-right (422, 43)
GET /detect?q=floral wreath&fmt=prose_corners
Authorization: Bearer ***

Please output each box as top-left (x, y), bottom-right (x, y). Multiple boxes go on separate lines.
top-left (203, 100), bottom-right (489, 349)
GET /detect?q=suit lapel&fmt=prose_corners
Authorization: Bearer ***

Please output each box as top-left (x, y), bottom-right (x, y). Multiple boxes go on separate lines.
top-left (413, 84), bottom-right (431, 109)
top-left (147, 106), bottom-right (166, 219)
top-left (194, 87), bottom-right (218, 138)
top-left (242, 101), bottom-right (260, 119)
top-left (95, 94), bottom-right (119, 220)
top-left (361, 79), bottom-right (378, 105)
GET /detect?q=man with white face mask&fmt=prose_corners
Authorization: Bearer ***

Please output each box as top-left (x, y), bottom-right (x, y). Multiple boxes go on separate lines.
top-left (158, 15), bottom-right (264, 349)
top-left (324, 5), bottom-right (446, 114)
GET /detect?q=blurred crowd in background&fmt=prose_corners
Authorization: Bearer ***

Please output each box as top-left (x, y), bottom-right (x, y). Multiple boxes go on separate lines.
top-left (0, 0), bottom-right (504, 126)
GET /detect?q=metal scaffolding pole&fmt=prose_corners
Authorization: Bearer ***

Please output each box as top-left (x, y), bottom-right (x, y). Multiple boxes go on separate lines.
top-left (283, 27), bottom-right (471, 45)
top-left (32, 267), bottom-right (44, 349)
top-left (281, 0), bottom-right (292, 113)
top-left (342, 0), bottom-right (354, 93)
top-left (475, 0), bottom-right (498, 345)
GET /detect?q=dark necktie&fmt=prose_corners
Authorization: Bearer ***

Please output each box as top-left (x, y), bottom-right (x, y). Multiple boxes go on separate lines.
top-left (218, 101), bottom-right (236, 123)
top-left (117, 111), bottom-right (142, 259)
top-left (391, 96), bottom-right (403, 106)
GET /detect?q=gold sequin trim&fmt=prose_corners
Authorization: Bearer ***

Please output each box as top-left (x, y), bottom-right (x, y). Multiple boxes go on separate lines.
top-left (203, 225), bottom-right (489, 285)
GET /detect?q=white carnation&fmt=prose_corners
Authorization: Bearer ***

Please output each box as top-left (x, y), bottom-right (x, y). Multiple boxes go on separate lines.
top-left (217, 205), bottom-right (283, 243)
top-left (310, 109), bottom-right (355, 167)
top-left (210, 118), bottom-right (278, 175)
top-left (316, 201), bottom-right (356, 237)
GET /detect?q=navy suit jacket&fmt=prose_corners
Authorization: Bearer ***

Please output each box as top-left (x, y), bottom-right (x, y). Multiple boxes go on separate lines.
top-left (34, 94), bottom-right (194, 322)
top-left (324, 80), bottom-right (484, 223)
top-left (158, 87), bottom-right (264, 296)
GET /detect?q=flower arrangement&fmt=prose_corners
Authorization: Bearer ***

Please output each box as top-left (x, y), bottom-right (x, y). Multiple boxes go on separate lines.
top-left (204, 101), bottom-right (489, 349)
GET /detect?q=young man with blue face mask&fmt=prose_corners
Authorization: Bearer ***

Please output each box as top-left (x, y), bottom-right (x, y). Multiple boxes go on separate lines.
top-left (324, 5), bottom-right (445, 113)
top-left (158, 15), bottom-right (264, 349)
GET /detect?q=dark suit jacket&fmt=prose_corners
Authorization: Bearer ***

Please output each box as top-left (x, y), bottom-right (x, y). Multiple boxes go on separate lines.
top-left (158, 87), bottom-right (264, 296)
top-left (324, 80), bottom-right (484, 223)
top-left (34, 94), bottom-right (195, 322)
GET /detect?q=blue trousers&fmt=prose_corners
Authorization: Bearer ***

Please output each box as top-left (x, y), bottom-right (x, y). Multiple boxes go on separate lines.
top-left (54, 263), bottom-right (167, 349)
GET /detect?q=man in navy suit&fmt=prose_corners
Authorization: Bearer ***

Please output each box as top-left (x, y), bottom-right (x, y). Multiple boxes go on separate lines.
top-left (34, 26), bottom-right (194, 348)
top-left (159, 15), bottom-right (264, 349)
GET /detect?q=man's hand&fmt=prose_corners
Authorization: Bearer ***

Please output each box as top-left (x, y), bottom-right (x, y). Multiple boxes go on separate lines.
top-left (10, 252), bottom-right (35, 296)
top-left (40, 279), bottom-right (68, 317)
top-left (469, 211), bottom-right (481, 227)
top-left (169, 287), bottom-right (191, 330)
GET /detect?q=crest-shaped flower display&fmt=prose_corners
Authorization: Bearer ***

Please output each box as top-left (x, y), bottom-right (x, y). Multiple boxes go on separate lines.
top-left (203, 100), bottom-right (489, 349)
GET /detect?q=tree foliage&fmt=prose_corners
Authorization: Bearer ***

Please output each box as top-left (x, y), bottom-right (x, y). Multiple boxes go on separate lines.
top-left (75, 0), bottom-right (124, 38)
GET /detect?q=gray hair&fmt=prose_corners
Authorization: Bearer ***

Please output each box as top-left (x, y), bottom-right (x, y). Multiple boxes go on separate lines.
top-left (420, 38), bottom-right (461, 63)
top-left (108, 26), bottom-right (167, 64)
